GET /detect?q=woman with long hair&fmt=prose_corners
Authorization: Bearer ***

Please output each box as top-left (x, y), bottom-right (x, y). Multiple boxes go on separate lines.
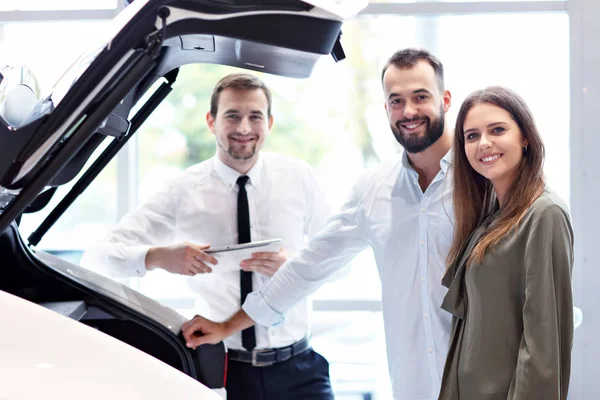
top-left (438, 86), bottom-right (573, 399)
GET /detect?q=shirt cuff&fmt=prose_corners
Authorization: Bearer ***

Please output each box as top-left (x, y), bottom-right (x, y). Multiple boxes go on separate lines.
top-left (242, 291), bottom-right (286, 327)
top-left (124, 245), bottom-right (151, 277)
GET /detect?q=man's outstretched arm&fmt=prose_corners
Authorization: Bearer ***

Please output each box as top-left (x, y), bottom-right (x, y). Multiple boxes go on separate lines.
top-left (182, 176), bottom-right (373, 348)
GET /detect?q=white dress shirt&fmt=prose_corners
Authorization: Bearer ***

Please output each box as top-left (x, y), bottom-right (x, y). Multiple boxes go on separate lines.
top-left (244, 151), bottom-right (454, 400)
top-left (81, 152), bottom-right (331, 351)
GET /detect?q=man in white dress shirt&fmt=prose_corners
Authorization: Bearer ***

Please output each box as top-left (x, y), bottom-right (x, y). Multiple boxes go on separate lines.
top-left (182, 48), bottom-right (456, 400)
top-left (81, 73), bottom-right (333, 399)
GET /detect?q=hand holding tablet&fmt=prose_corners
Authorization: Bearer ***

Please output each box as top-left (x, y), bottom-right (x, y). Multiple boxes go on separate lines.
top-left (205, 238), bottom-right (283, 273)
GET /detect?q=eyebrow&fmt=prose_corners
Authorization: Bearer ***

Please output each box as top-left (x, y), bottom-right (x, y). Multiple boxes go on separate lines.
top-left (388, 88), bottom-right (432, 100)
top-left (413, 88), bottom-right (431, 95)
top-left (223, 109), bottom-right (265, 116)
top-left (463, 121), bottom-right (508, 135)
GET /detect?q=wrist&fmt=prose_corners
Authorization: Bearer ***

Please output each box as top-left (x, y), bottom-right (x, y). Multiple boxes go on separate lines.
top-left (223, 309), bottom-right (254, 337)
top-left (145, 246), bottom-right (163, 271)
top-left (221, 320), bottom-right (235, 337)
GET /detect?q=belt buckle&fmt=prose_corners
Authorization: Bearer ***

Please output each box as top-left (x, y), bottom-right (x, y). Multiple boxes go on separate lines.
top-left (251, 349), bottom-right (275, 367)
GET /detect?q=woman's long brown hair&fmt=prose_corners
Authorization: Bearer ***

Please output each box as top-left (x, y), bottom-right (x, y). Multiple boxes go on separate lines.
top-left (447, 86), bottom-right (545, 268)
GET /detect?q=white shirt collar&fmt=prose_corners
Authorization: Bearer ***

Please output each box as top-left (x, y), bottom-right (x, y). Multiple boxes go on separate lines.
top-left (212, 153), bottom-right (264, 191)
top-left (440, 149), bottom-right (453, 173)
top-left (401, 149), bottom-right (453, 175)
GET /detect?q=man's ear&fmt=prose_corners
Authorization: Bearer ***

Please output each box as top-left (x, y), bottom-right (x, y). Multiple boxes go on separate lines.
top-left (443, 90), bottom-right (452, 113)
top-left (206, 111), bottom-right (215, 134)
top-left (384, 101), bottom-right (388, 114)
top-left (268, 115), bottom-right (274, 130)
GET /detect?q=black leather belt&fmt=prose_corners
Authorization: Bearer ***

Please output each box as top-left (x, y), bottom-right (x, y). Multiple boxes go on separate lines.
top-left (228, 337), bottom-right (311, 367)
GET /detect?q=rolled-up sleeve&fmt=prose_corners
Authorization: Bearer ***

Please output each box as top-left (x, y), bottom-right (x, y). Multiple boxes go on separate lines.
top-left (508, 204), bottom-right (574, 400)
top-left (243, 178), bottom-right (371, 326)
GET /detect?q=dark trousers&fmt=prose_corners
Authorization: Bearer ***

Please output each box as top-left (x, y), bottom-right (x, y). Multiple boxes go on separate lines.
top-left (225, 348), bottom-right (334, 400)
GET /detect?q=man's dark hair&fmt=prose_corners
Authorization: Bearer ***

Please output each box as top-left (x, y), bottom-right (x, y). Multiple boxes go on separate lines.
top-left (381, 48), bottom-right (445, 93)
top-left (210, 73), bottom-right (272, 117)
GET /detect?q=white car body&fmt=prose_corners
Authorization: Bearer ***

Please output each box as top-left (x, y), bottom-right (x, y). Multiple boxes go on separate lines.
top-left (0, 289), bottom-right (220, 400)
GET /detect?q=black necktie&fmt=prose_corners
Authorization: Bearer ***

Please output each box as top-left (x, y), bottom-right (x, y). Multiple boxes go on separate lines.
top-left (237, 175), bottom-right (256, 351)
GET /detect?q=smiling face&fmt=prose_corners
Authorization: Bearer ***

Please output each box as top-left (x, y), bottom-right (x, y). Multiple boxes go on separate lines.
top-left (463, 102), bottom-right (528, 193)
top-left (383, 61), bottom-right (450, 153)
top-left (207, 88), bottom-right (273, 170)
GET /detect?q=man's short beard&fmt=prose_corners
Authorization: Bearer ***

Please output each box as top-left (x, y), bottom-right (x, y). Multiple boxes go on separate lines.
top-left (229, 145), bottom-right (257, 161)
top-left (217, 138), bottom-right (258, 161)
top-left (391, 105), bottom-right (445, 154)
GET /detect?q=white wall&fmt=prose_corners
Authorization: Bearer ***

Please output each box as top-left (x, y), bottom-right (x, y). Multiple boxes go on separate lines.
top-left (570, 0), bottom-right (600, 398)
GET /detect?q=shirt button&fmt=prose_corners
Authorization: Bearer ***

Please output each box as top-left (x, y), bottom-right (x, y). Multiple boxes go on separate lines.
top-left (428, 347), bottom-right (433, 353)
top-left (421, 276), bottom-right (425, 282)
top-left (421, 208), bottom-right (426, 213)
top-left (424, 313), bottom-right (429, 319)
top-left (420, 240), bottom-right (425, 246)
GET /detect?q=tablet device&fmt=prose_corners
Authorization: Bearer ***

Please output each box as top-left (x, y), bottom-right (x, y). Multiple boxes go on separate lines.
top-left (205, 238), bottom-right (283, 273)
